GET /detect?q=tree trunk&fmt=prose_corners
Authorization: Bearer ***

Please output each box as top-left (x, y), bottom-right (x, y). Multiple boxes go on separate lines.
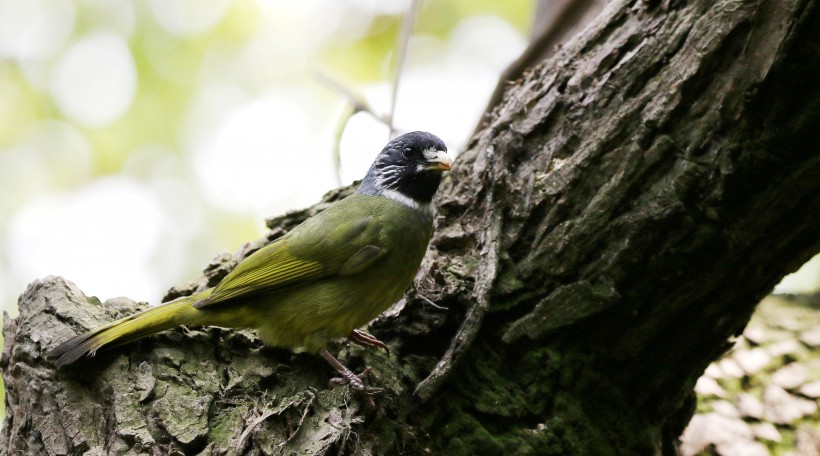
top-left (3, 0), bottom-right (819, 454)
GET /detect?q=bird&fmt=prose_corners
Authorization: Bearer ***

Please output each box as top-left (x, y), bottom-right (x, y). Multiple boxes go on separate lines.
top-left (49, 131), bottom-right (452, 394)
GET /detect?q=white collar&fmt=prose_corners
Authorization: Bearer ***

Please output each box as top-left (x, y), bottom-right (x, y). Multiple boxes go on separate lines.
top-left (380, 189), bottom-right (430, 214)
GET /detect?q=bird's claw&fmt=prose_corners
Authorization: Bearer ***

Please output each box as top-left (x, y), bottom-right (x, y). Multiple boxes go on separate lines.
top-left (329, 367), bottom-right (382, 409)
top-left (329, 366), bottom-right (370, 388)
top-left (320, 348), bottom-right (382, 409)
top-left (329, 366), bottom-right (382, 393)
top-left (348, 329), bottom-right (390, 355)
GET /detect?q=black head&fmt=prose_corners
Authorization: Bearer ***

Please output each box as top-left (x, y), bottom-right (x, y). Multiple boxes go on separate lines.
top-left (357, 131), bottom-right (452, 206)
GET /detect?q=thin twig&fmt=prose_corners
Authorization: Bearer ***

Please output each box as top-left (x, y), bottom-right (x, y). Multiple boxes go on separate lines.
top-left (317, 0), bottom-right (418, 179)
top-left (237, 390), bottom-right (316, 450)
top-left (282, 388), bottom-right (317, 448)
top-left (417, 293), bottom-right (448, 311)
top-left (330, 103), bottom-right (356, 186)
top-left (316, 70), bottom-right (395, 184)
top-left (237, 410), bottom-right (278, 450)
top-left (315, 70), bottom-right (392, 127)
top-left (388, 0), bottom-right (420, 139)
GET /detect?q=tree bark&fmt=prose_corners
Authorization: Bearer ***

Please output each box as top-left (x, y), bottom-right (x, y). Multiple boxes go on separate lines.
top-left (476, 0), bottom-right (608, 135)
top-left (4, 0), bottom-right (820, 454)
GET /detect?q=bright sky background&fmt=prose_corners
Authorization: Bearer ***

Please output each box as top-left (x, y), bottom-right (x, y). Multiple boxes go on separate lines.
top-left (0, 0), bottom-right (815, 313)
top-left (0, 0), bottom-right (533, 308)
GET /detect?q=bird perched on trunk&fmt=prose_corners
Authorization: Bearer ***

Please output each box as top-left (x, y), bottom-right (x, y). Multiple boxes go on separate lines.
top-left (50, 131), bottom-right (451, 394)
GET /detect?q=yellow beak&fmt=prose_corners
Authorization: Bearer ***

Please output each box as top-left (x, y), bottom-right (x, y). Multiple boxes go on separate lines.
top-left (425, 150), bottom-right (453, 171)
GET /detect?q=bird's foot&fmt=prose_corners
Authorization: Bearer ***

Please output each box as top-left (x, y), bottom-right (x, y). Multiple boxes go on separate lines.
top-left (320, 348), bottom-right (381, 409)
top-left (348, 329), bottom-right (390, 355)
top-left (329, 366), bottom-right (371, 390)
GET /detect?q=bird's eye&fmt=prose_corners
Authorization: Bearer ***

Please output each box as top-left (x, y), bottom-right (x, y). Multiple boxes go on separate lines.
top-left (402, 147), bottom-right (413, 160)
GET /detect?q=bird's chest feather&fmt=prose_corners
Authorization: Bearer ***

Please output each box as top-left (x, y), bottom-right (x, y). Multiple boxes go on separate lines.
top-left (331, 198), bottom-right (432, 329)
top-left (358, 205), bottom-right (429, 295)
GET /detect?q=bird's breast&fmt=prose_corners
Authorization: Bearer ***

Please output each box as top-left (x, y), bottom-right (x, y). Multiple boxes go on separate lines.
top-left (333, 198), bottom-right (433, 329)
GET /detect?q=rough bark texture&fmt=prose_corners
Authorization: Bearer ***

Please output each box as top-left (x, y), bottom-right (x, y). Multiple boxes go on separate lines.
top-left (3, 0), bottom-right (820, 454)
top-left (476, 0), bottom-right (607, 135)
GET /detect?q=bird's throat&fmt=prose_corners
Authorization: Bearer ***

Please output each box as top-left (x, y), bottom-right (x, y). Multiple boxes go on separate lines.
top-left (379, 189), bottom-right (430, 213)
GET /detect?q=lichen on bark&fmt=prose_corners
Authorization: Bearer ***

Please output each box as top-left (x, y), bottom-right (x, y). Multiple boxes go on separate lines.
top-left (2, 276), bottom-right (384, 454)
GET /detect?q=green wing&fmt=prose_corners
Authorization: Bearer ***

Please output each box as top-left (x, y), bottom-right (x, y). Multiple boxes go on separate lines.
top-left (195, 200), bottom-right (387, 309)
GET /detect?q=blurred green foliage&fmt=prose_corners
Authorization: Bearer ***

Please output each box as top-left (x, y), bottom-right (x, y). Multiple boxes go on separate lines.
top-left (1, 0), bottom-right (534, 245)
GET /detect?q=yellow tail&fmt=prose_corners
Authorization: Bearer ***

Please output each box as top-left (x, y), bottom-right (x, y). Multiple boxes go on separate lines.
top-left (49, 293), bottom-right (206, 367)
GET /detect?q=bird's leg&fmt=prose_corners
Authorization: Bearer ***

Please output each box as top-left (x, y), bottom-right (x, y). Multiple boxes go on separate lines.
top-left (319, 348), bottom-right (370, 390)
top-left (319, 348), bottom-right (379, 408)
top-left (348, 329), bottom-right (390, 356)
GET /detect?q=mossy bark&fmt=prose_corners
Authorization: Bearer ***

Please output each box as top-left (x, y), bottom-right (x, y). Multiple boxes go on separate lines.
top-left (3, 0), bottom-right (820, 454)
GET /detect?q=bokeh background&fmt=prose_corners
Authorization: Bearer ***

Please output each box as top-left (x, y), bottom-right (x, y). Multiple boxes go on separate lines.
top-left (0, 0), bottom-right (533, 309)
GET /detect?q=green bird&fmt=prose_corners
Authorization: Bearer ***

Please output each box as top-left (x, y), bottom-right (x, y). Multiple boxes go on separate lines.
top-left (50, 131), bottom-right (452, 392)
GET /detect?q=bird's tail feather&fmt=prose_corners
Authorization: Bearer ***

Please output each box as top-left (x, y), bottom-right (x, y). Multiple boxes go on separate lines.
top-left (49, 295), bottom-right (202, 367)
